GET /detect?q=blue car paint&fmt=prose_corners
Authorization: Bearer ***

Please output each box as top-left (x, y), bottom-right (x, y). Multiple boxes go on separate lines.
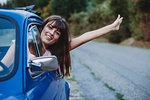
top-left (0, 9), bottom-right (69, 100)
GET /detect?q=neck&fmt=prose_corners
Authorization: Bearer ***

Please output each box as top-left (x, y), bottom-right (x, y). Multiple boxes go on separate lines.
top-left (44, 43), bottom-right (48, 49)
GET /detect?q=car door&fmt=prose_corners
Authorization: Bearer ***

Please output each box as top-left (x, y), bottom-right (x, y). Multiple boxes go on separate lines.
top-left (25, 22), bottom-right (61, 100)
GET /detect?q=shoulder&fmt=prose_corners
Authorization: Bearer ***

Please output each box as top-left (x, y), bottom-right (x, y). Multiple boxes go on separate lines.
top-left (43, 50), bottom-right (52, 56)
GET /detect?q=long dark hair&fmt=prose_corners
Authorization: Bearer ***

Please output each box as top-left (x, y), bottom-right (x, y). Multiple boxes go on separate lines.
top-left (40, 15), bottom-right (71, 77)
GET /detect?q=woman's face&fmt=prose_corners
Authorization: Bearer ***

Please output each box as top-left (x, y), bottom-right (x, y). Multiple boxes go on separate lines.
top-left (41, 21), bottom-right (61, 48)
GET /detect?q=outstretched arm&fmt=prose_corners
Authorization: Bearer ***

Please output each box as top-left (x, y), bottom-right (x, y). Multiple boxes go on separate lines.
top-left (70, 15), bottom-right (123, 50)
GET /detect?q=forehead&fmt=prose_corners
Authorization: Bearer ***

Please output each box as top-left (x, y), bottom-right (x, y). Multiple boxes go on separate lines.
top-left (46, 21), bottom-right (56, 27)
top-left (45, 20), bottom-right (66, 31)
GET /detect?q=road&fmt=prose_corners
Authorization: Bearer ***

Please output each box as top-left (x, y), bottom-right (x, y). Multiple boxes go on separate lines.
top-left (70, 41), bottom-right (150, 100)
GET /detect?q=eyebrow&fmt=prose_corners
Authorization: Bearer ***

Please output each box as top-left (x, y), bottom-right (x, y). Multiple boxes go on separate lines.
top-left (48, 24), bottom-right (57, 28)
top-left (48, 24), bottom-right (61, 33)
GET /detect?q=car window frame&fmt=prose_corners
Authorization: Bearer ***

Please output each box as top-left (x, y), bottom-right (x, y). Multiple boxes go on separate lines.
top-left (0, 15), bottom-right (20, 81)
top-left (27, 23), bottom-right (46, 78)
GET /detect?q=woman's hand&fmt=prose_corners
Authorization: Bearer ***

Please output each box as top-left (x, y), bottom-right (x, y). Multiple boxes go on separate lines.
top-left (111, 15), bottom-right (123, 31)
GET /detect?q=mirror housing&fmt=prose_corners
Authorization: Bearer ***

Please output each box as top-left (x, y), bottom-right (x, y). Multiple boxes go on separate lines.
top-left (28, 56), bottom-right (59, 73)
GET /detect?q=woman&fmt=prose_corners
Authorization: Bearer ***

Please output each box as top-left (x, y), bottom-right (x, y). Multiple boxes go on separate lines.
top-left (39, 15), bottom-right (123, 77)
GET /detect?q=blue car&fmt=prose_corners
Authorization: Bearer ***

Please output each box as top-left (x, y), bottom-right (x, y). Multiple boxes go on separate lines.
top-left (0, 5), bottom-right (70, 100)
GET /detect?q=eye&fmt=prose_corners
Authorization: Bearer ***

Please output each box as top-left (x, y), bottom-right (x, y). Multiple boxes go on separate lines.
top-left (55, 31), bottom-right (61, 35)
top-left (48, 25), bottom-right (53, 29)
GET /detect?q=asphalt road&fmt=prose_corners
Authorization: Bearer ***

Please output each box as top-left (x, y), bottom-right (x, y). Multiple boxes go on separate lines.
top-left (70, 41), bottom-right (150, 100)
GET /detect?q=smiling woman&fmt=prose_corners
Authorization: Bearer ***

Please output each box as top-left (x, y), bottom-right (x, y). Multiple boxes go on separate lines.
top-left (38, 14), bottom-right (123, 77)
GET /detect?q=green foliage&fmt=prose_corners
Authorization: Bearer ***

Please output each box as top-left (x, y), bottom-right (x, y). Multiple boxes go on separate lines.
top-left (88, 1), bottom-right (112, 29)
top-left (70, 0), bottom-right (113, 37)
top-left (106, 32), bottom-right (122, 43)
top-left (129, 0), bottom-right (150, 41)
top-left (12, 0), bottom-right (34, 7)
top-left (137, 0), bottom-right (150, 41)
top-left (5, 0), bottom-right (14, 8)
top-left (50, 0), bottom-right (88, 20)
top-left (1, 0), bottom-right (51, 9)
top-left (69, 11), bottom-right (89, 36)
top-left (129, 1), bottom-right (143, 41)
top-left (137, 0), bottom-right (150, 13)
top-left (2, 0), bottom-right (149, 42)
top-left (91, 0), bottom-right (105, 6)
top-left (35, 0), bottom-right (50, 9)
top-left (109, 0), bottom-right (131, 43)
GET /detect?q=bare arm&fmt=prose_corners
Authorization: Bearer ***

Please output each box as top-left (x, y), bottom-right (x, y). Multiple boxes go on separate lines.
top-left (70, 15), bottom-right (123, 50)
top-left (1, 40), bottom-right (15, 67)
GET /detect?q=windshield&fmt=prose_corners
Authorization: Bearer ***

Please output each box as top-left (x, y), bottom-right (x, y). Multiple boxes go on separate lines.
top-left (0, 17), bottom-right (16, 80)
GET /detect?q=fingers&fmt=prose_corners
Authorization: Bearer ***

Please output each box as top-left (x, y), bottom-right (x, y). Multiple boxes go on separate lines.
top-left (118, 14), bottom-right (120, 19)
top-left (117, 14), bottom-right (123, 24)
top-left (117, 14), bottom-right (123, 20)
top-left (116, 14), bottom-right (120, 20)
top-left (115, 14), bottom-right (122, 23)
top-left (119, 17), bottom-right (123, 23)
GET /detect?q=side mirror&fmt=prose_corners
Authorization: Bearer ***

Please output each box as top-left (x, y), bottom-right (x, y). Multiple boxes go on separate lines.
top-left (28, 56), bottom-right (59, 73)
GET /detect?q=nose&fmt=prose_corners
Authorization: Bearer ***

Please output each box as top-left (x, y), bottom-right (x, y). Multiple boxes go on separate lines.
top-left (50, 29), bottom-right (55, 35)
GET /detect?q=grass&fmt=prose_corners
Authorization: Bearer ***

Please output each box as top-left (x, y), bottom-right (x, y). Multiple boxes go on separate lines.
top-left (66, 77), bottom-right (76, 81)
top-left (91, 72), bottom-right (95, 75)
top-left (65, 71), bottom-right (76, 81)
top-left (82, 62), bottom-right (101, 80)
top-left (104, 83), bottom-right (125, 100)
top-left (85, 65), bottom-right (92, 70)
top-left (116, 93), bottom-right (125, 100)
top-left (104, 83), bottom-right (115, 91)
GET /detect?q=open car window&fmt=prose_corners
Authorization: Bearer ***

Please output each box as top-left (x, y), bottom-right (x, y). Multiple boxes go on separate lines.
top-left (28, 25), bottom-right (46, 58)
top-left (27, 25), bottom-right (46, 78)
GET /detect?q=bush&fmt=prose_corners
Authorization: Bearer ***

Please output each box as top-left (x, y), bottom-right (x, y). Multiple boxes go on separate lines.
top-left (69, 12), bottom-right (88, 36)
top-left (110, 0), bottom-right (131, 42)
top-left (129, 0), bottom-right (150, 41)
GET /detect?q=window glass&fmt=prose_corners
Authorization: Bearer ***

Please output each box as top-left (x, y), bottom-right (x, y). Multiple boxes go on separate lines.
top-left (28, 25), bottom-right (46, 77)
top-left (28, 25), bottom-right (45, 58)
top-left (0, 18), bottom-right (15, 78)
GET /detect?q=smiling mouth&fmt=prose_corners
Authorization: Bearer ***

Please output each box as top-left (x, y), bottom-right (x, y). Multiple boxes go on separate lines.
top-left (46, 34), bottom-right (53, 40)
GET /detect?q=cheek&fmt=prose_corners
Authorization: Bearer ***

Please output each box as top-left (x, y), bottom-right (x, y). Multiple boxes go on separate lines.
top-left (53, 36), bottom-right (60, 43)
top-left (55, 35), bottom-right (60, 41)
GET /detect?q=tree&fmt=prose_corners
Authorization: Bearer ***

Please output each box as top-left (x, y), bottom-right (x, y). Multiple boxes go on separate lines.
top-left (50, 0), bottom-right (88, 20)
top-left (91, 0), bottom-right (105, 5)
top-left (35, 0), bottom-right (50, 9)
top-left (110, 0), bottom-right (131, 43)
top-left (12, 0), bottom-right (34, 7)
top-left (136, 0), bottom-right (150, 41)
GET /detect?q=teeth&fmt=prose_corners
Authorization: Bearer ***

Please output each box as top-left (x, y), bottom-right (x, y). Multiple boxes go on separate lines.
top-left (47, 35), bottom-right (51, 39)
top-left (46, 34), bottom-right (52, 40)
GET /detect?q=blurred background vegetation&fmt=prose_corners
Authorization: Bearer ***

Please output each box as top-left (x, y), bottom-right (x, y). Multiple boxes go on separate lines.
top-left (1, 0), bottom-right (150, 47)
